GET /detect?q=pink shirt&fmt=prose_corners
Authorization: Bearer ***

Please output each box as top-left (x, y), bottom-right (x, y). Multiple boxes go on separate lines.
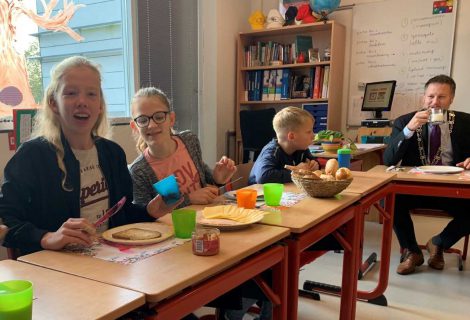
top-left (144, 137), bottom-right (202, 194)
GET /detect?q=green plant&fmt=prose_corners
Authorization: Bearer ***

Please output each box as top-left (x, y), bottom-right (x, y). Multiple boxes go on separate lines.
top-left (314, 130), bottom-right (343, 142)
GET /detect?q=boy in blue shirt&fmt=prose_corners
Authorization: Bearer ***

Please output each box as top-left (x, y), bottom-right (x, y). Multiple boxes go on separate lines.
top-left (249, 106), bottom-right (319, 184)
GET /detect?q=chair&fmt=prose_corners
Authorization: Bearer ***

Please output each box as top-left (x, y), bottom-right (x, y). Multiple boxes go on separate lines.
top-left (409, 209), bottom-right (468, 271)
top-left (239, 108), bottom-right (276, 163)
top-left (224, 162), bottom-right (254, 191)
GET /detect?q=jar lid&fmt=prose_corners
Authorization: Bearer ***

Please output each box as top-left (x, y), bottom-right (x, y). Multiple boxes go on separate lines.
top-left (337, 148), bottom-right (351, 154)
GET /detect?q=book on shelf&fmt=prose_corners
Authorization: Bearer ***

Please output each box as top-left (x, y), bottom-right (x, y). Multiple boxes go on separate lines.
top-left (262, 70), bottom-right (270, 101)
top-left (295, 35), bottom-right (313, 61)
top-left (274, 69), bottom-right (282, 100)
top-left (321, 65), bottom-right (330, 99)
top-left (312, 65), bottom-right (322, 99)
top-left (267, 70), bottom-right (276, 100)
top-left (280, 69), bottom-right (291, 100)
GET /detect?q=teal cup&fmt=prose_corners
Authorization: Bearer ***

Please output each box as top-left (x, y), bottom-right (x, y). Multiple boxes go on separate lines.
top-left (153, 175), bottom-right (181, 205)
top-left (172, 209), bottom-right (196, 239)
top-left (263, 183), bottom-right (284, 206)
top-left (0, 280), bottom-right (33, 320)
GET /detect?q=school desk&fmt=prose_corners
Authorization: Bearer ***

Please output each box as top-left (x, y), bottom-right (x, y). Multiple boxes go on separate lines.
top-left (256, 184), bottom-right (362, 320)
top-left (19, 223), bottom-right (289, 320)
top-left (0, 259), bottom-right (145, 320)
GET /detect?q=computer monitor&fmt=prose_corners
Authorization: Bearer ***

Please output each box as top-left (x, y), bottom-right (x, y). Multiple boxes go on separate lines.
top-left (361, 80), bottom-right (396, 120)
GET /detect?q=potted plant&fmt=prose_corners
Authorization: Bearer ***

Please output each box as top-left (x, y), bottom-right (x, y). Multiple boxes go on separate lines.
top-left (314, 130), bottom-right (344, 143)
top-left (313, 130), bottom-right (358, 153)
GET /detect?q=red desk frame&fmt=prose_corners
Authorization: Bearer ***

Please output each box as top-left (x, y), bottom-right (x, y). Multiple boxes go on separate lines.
top-left (286, 204), bottom-right (361, 320)
top-left (148, 245), bottom-right (288, 320)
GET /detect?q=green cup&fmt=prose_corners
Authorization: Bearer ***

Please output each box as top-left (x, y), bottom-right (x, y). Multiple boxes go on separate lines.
top-left (0, 280), bottom-right (33, 320)
top-left (263, 183), bottom-right (284, 206)
top-left (172, 209), bottom-right (196, 239)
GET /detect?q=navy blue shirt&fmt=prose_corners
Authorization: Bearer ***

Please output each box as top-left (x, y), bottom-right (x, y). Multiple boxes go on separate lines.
top-left (248, 139), bottom-right (316, 184)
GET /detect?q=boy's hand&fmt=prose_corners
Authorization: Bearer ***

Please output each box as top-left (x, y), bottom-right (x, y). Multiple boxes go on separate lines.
top-left (295, 159), bottom-right (319, 171)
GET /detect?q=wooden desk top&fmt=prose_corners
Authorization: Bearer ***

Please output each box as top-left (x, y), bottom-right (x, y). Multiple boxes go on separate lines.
top-left (255, 184), bottom-right (361, 233)
top-left (343, 170), bottom-right (396, 196)
top-left (0, 260), bottom-right (145, 320)
top-left (313, 143), bottom-right (386, 159)
top-left (20, 224), bottom-right (289, 303)
top-left (369, 165), bottom-right (470, 185)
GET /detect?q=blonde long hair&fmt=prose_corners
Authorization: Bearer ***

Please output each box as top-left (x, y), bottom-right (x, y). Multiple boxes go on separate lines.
top-left (130, 87), bottom-right (172, 153)
top-left (31, 56), bottom-right (110, 190)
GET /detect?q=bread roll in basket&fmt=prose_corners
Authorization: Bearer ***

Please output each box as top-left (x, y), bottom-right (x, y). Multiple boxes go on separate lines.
top-left (286, 162), bottom-right (353, 198)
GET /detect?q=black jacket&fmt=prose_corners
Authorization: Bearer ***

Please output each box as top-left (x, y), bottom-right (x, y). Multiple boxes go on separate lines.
top-left (384, 110), bottom-right (470, 166)
top-left (0, 135), bottom-right (152, 255)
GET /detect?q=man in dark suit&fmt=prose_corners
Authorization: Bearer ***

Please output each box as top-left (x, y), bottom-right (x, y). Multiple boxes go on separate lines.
top-left (384, 75), bottom-right (470, 275)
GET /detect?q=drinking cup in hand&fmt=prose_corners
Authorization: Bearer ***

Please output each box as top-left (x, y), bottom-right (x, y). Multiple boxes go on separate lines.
top-left (0, 280), bottom-right (33, 320)
top-left (236, 189), bottom-right (258, 209)
top-left (429, 107), bottom-right (444, 125)
top-left (263, 183), bottom-right (284, 206)
top-left (153, 175), bottom-right (181, 205)
top-left (171, 209), bottom-right (196, 239)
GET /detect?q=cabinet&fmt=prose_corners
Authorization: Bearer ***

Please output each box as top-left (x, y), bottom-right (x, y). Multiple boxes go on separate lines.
top-left (235, 21), bottom-right (346, 163)
top-left (356, 127), bottom-right (392, 143)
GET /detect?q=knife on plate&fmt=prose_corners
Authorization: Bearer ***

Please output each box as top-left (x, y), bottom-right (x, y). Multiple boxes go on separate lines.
top-left (94, 196), bottom-right (127, 228)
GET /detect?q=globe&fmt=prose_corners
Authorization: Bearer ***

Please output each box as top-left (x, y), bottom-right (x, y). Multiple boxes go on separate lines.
top-left (309, 0), bottom-right (341, 20)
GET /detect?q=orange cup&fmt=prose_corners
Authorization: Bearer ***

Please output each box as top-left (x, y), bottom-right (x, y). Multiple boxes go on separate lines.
top-left (236, 189), bottom-right (258, 209)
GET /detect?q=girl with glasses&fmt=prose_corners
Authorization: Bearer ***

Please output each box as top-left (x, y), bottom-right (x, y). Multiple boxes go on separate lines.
top-left (129, 87), bottom-right (236, 207)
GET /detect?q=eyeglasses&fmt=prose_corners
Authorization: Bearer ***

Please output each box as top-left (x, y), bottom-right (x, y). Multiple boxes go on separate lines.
top-left (133, 111), bottom-right (170, 128)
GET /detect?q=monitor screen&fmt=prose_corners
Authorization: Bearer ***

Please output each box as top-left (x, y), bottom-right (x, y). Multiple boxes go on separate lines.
top-left (361, 80), bottom-right (396, 119)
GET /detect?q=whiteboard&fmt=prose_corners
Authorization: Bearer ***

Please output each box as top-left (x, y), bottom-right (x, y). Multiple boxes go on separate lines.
top-left (347, 0), bottom-right (457, 126)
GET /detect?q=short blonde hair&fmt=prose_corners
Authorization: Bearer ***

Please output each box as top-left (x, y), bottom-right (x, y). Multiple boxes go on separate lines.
top-left (273, 106), bottom-right (314, 138)
top-left (130, 87), bottom-right (172, 153)
top-left (32, 56), bottom-right (109, 190)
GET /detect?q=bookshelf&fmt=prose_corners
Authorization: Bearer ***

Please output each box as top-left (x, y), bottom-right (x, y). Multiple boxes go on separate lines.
top-left (235, 21), bottom-right (346, 163)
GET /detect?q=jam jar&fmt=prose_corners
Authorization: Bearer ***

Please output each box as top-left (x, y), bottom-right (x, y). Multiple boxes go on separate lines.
top-left (192, 228), bottom-right (220, 256)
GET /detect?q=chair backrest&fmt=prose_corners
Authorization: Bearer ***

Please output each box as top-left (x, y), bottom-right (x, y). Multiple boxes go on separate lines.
top-left (230, 162), bottom-right (255, 190)
top-left (240, 108), bottom-right (276, 163)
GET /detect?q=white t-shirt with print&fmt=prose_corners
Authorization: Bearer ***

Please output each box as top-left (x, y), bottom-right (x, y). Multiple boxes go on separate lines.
top-left (72, 146), bottom-right (109, 233)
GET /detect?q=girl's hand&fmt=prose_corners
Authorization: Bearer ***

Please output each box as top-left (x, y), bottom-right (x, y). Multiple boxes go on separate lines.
top-left (147, 194), bottom-right (183, 219)
top-left (189, 185), bottom-right (219, 205)
top-left (213, 156), bottom-right (237, 184)
top-left (40, 218), bottom-right (95, 250)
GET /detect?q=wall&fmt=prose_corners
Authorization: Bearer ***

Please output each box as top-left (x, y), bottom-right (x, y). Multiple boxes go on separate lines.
top-left (200, 0), bottom-right (251, 164)
top-left (259, 0), bottom-right (470, 139)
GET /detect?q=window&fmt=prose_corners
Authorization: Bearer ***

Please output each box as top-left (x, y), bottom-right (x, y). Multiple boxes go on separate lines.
top-left (136, 0), bottom-right (199, 132)
top-left (2, 0), bottom-right (198, 131)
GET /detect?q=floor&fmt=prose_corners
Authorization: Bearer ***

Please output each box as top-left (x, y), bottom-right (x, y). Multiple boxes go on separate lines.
top-left (196, 215), bottom-right (470, 319)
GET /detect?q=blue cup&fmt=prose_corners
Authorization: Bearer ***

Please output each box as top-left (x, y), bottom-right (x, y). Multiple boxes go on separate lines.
top-left (337, 148), bottom-right (351, 168)
top-left (153, 175), bottom-right (181, 204)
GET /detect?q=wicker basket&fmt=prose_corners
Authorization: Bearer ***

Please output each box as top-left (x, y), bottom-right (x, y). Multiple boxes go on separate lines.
top-left (291, 175), bottom-right (353, 198)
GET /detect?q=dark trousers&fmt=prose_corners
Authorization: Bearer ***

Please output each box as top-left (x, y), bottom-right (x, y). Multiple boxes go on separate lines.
top-left (394, 194), bottom-right (470, 252)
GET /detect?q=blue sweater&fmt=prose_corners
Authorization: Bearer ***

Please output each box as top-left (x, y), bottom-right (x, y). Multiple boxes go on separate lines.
top-left (248, 139), bottom-right (315, 184)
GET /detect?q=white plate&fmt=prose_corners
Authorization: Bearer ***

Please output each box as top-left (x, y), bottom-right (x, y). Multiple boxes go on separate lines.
top-left (196, 211), bottom-right (264, 230)
top-left (224, 190), bottom-right (264, 201)
top-left (102, 222), bottom-right (174, 245)
top-left (416, 166), bottom-right (464, 174)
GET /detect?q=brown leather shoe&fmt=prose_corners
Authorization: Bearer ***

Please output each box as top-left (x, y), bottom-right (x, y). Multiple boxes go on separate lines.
top-left (426, 239), bottom-right (445, 270)
top-left (397, 249), bottom-right (424, 275)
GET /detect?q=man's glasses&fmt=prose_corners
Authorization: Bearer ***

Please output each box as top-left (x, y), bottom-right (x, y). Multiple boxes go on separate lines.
top-left (133, 111), bottom-right (170, 128)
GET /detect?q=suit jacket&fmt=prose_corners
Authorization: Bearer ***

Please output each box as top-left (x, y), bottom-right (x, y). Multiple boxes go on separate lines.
top-left (384, 110), bottom-right (470, 166)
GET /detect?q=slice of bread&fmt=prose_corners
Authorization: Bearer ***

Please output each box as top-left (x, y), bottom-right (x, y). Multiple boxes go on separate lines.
top-left (112, 228), bottom-right (161, 240)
